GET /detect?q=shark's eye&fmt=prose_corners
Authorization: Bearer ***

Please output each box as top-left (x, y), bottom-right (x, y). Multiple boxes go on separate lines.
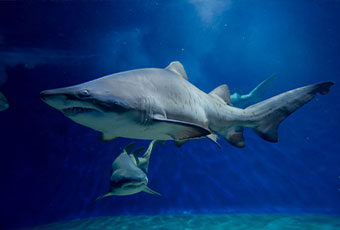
top-left (78, 89), bottom-right (90, 97)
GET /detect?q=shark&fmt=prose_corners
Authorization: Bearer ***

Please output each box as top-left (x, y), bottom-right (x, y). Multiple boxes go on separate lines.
top-left (40, 61), bottom-right (334, 148)
top-left (230, 75), bottom-right (276, 108)
top-left (0, 91), bottom-right (9, 111)
top-left (96, 141), bottom-right (160, 200)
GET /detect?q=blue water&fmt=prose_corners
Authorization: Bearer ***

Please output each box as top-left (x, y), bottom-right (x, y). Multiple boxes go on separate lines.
top-left (0, 1), bottom-right (339, 229)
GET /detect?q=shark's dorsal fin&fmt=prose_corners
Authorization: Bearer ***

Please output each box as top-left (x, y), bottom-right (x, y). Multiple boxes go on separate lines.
top-left (209, 84), bottom-right (232, 105)
top-left (165, 61), bottom-right (188, 80)
top-left (143, 186), bottom-right (161, 196)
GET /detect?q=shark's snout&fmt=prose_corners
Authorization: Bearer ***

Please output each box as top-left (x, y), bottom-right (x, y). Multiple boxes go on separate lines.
top-left (40, 90), bottom-right (65, 102)
top-left (40, 89), bottom-right (70, 109)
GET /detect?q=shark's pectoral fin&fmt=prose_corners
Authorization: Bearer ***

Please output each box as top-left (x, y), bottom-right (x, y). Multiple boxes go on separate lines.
top-left (143, 186), bottom-right (161, 196)
top-left (152, 115), bottom-right (211, 140)
top-left (100, 133), bottom-right (119, 142)
top-left (95, 192), bottom-right (114, 202)
top-left (209, 84), bottom-right (232, 105)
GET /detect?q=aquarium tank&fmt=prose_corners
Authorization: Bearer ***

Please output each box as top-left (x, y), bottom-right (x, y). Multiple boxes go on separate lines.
top-left (0, 1), bottom-right (339, 229)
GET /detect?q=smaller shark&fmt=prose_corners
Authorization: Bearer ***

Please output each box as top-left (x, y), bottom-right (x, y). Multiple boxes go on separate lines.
top-left (0, 91), bottom-right (9, 111)
top-left (230, 75), bottom-right (276, 108)
top-left (96, 141), bottom-right (160, 201)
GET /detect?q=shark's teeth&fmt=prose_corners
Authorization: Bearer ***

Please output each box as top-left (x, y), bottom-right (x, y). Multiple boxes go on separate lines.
top-left (62, 107), bottom-right (97, 115)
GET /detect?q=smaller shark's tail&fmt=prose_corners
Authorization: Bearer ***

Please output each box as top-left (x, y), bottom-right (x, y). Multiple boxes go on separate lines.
top-left (139, 140), bottom-right (164, 173)
top-left (248, 74), bottom-right (276, 99)
top-left (223, 82), bottom-right (334, 147)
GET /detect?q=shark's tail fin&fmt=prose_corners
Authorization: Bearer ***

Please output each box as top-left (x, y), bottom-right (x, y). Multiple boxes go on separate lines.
top-left (248, 81), bottom-right (334, 142)
top-left (248, 74), bottom-right (277, 99)
top-left (223, 82), bottom-right (334, 147)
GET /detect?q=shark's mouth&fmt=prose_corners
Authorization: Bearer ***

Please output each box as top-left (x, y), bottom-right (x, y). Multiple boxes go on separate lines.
top-left (122, 181), bottom-right (146, 189)
top-left (62, 107), bottom-right (98, 116)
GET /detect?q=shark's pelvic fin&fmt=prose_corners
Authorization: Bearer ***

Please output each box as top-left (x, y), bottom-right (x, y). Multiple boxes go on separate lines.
top-left (151, 115), bottom-right (211, 140)
top-left (174, 140), bottom-right (188, 147)
top-left (100, 133), bottom-right (119, 142)
top-left (165, 61), bottom-right (188, 81)
top-left (209, 84), bottom-right (232, 105)
top-left (206, 133), bottom-right (221, 148)
top-left (143, 186), bottom-right (161, 196)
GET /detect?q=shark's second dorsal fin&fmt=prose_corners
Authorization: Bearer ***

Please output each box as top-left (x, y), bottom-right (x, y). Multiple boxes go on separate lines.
top-left (165, 61), bottom-right (188, 80)
top-left (209, 84), bottom-right (232, 105)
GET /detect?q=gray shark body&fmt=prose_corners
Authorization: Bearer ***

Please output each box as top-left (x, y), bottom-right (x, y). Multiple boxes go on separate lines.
top-left (96, 141), bottom-right (160, 200)
top-left (230, 75), bottom-right (276, 108)
top-left (40, 61), bottom-right (334, 148)
top-left (0, 91), bottom-right (9, 111)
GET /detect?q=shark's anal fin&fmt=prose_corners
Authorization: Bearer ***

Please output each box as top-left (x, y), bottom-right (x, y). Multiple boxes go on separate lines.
top-left (165, 61), bottom-right (188, 80)
top-left (209, 84), bottom-right (232, 105)
top-left (143, 186), bottom-right (161, 196)
top-left (100, 133), bottom-right (119, 142)
top-left (223, 127), bottom-right (245, 148)
top-left (151, 115), bottom-right (211, 140)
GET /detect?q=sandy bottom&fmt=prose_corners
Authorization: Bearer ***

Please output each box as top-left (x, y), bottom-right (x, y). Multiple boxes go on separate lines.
top-left (29, 214), bottom-right (340, 230)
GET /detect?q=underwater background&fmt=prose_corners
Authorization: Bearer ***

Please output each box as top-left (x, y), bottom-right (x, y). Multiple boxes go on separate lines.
top-left (0, 0), bottom-right (339, 229)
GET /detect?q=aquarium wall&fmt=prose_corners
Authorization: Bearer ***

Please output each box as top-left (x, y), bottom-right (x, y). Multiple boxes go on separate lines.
top-left (0, 1), bottom-right (339, 229)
